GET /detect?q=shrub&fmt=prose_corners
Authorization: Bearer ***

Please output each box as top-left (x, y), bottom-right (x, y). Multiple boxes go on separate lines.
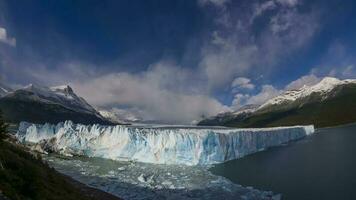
top-left (0, 109), bottom-right (8, 142)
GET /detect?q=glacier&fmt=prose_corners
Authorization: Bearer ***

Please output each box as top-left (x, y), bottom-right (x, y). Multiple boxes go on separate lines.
top-left (16, 121), bottom-right (314, 165)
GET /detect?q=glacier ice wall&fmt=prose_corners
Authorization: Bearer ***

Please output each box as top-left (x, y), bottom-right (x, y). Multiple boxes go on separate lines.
top-left (17, 121), bottom-right (314, 165)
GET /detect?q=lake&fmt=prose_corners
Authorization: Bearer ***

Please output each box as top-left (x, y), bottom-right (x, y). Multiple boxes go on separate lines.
top-left (210, 124), bottom-right (356, 200)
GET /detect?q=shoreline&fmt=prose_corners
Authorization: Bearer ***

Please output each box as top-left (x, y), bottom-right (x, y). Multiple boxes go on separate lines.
top-left (0, 136), bottom-right (123, 200)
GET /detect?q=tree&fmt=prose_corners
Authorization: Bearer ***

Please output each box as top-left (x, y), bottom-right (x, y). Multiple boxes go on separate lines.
top-left (0, 109), bottom-right (8, 171)
top-left (0, 109), bottom-right (8, 142)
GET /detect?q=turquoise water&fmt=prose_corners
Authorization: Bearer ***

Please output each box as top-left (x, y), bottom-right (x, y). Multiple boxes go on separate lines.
top-left (210, 124), bottom-right (356, 200)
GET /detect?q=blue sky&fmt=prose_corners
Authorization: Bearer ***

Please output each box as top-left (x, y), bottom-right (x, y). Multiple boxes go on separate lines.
top-left (1, 0), bottom-right (356, 123)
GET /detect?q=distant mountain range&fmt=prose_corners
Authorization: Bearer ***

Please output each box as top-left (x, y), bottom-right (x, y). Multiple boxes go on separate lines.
top-left (98, 108), bottom-right (142, 124)
top-left (2, 76), bottom-right (356, 127)
top-left (198, 77), bottom-right (356, 128)
top-left (0, 82), bottom-right (13, 97)
top-left (0, 83), bottom-right (114, 125)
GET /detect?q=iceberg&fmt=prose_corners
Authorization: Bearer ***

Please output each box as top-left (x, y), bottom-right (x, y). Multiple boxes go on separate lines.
top-left (17, 121), bottom-right (314, 165)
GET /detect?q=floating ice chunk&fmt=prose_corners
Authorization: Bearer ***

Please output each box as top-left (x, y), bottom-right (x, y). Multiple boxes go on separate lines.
top-left (117, 167), bottom-right (126, 171)
top-left (137, 174), bottom-right (146, 183)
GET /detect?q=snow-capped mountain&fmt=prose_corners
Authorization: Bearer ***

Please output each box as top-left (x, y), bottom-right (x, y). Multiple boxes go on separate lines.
top-left (0, 82), bottom-right (12, 97)
top-left (14, 84), bottom-right (98, 114)
top-left (258, 77), bottom-right (356, 111)
top-left (0, 83), bottom-right (113, 125)
top-left (233, 104), bottom-right (259, 115)
top-left (198, 104), bottom-right (258, 126)
top-left (99, 108), bottom-right (141, 124)
top-left (199, 77), bottom-right (356, 128)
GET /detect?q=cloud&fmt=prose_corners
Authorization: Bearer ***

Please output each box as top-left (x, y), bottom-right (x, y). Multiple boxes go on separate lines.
top-left (0, 0), bottom-right (324, 124)
top-left (231, 77), bottom-right (255, 90)
top-left (276, 0), bottom-right (299, 7)
top-left (251, 1), bottom-right (277, 22)
top-left (246, 85), bottom-right (282, 105)
top-left (327, 65), bottom-right (356, 79)
top-left (250, 0), bottom-right (300, 24)
top-left (231, 84), bottom-right (281, 110)
top-left (311, 41), bottom-right (356, 79)
top-left (198, 0), bottom-right (320, 90)
top-left (269, 7), bottom-right (318, 48)
top-left (341, 65), bottom-right (355, 77)
top-left (198, 0), bottom-right (230, 8)
top-left (0, 27), bottom-right (16, 47)
top-left (231, 93), bottom-right (250, 110)
top-left (285, 74), bottom-right (320, 90)
top-left (232, 73), bottom-right (322, 110)
top-left (1, 60), bottom-right (101, 87)
top-left (0, 55), bottom-right (228, 124)
top-left (71, 61), bottom-right (229, 124)
top-left (100, 107), bottom-right (144, 122)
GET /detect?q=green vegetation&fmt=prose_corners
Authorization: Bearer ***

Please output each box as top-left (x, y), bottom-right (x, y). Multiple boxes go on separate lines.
top-left (0, 110), bottom-right (8, 142)
top-left (0, 110), bottom-right (118, 200)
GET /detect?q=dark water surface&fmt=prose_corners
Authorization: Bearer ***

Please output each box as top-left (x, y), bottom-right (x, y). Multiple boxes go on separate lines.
top-left (210, 124), bottom-right (356, 200)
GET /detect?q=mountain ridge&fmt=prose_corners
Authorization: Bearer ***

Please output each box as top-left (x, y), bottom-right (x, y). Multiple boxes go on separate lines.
top-left (0, 83), bottom-right (114, 125)
top-left (0, 82), bottom-right (13, 97)
top-left (198, 77), bottom-right (356, 128)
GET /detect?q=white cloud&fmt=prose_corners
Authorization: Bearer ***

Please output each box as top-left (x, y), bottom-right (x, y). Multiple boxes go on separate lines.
top-left (71, 62), bottom-right (229, 124)
top-left (269, 8), bottom-right (318, 48)
top-left (327, 65), bottom-right (356, 79)
top-left (199, 0), bottom-right (319, 91)
top-left (231, 93), bottom-right (250, 110)
top-left (0, 57), bottom-right (229, 124)
top-left (99, 107), bottom-right (144, 123)
top-left (231, 77), bottom-right (255, 90)
top-left (276, 0), bottom-right (299, 7)
top-left (246, 85), bottom-right (282, 105)
top-left (231, 73), bottom-right (322, 110)
top-left (231, 85), bottom-right (281, 110)
top-left (311, 42), bottom-right (356, 79)
top-left (285, 74), bottom-right (320, 90)
top-left (341, 65), bottom-right (355, 77)
top-left (0, 0), bottom-right (323, 124)
top-left (198, 0), bottom-right (230, 8)
top-left (251, 0), bottom-right (277, 23)
top-left (250, 0), bottom-right (300, 24)
top-left (199, 31), bottom-right (259, 89)
top-left (0, 27), bottom-right (16, 47)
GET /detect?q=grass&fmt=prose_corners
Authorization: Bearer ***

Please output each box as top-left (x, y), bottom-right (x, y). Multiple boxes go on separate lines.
top-left (0, 141), bottom-right (82, 200)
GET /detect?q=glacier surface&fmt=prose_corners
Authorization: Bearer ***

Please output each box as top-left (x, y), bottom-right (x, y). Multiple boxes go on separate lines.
top-left (17, 121), bottom-right (314, 165)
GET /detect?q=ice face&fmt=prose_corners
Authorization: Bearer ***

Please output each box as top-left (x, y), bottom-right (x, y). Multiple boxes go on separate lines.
top-left (17, 121), bottom-right (314, 165)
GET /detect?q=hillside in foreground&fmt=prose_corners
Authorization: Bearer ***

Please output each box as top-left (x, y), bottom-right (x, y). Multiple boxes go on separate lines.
top-left (0, 140), bottom-right (121, 200)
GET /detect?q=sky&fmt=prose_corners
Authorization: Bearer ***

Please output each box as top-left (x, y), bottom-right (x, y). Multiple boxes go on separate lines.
top-left (1, 0), bottom-right (356, 124)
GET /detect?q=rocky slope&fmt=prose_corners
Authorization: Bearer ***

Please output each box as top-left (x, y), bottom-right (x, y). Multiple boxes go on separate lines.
top-left (0, 84), bottom-right (114, 125)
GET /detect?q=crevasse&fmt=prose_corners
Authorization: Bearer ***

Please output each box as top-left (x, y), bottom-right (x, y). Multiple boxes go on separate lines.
top-left (16, 121), bottom-right (314, 165)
